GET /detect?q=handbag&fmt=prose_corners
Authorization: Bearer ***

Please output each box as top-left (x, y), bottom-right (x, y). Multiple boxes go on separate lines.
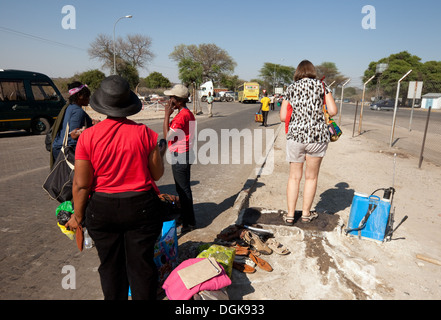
top-left (255, 112), bottom-right (263, 123)
top-left (42, 123), bottom-right (75, 203)
top-left (322, 82), bottom-right (342, 142)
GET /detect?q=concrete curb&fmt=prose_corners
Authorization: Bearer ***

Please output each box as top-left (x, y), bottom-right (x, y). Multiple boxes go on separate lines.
top-left (232, 123), bottom-right (283, 221)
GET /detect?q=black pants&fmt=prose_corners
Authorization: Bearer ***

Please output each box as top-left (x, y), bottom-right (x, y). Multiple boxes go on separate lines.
top-left (171, 151), bottom-right (195, 227)
top-left (262, 111), bottom-right (269, 126)
top-left (85, 190), bottom-right (162, 300)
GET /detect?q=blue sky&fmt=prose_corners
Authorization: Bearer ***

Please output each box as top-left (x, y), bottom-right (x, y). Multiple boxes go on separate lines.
top-left (1, 0), bottom-right (440, 88)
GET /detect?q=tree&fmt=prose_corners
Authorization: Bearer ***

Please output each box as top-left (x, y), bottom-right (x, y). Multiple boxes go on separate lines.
top-left (117, 34), bottom-right (154, 69)
top-left (219, 74), bottom-right (245, 91)
top-left (316, 62), bottom-right (346, 85)
top-left (77, 69), bottom-right (106, 92)
top-left (118, 63), bottom-right (139, 90)
top-left (88, 33), bottom-right (154, 74)
top-left (178, 58), bottom-right (204, 87)
top-left (144, 72), bottom-right (171, 89)
top-left (259, 62), bottom-right (295, 91)
top-left (363, 51), bottom-right (428, 97)
top-left (169, 43), bottom-right (236, 83)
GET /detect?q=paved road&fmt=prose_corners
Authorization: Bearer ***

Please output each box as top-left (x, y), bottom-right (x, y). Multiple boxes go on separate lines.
top-left (0, 101), bottom-right (279, 299)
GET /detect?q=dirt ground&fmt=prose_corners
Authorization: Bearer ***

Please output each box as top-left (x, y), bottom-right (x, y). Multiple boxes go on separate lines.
top-left (226, 122), bottom-right (441, 300)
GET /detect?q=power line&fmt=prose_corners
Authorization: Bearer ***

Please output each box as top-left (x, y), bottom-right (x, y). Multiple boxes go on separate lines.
top-left (0, 26), bottom-right (86, 51)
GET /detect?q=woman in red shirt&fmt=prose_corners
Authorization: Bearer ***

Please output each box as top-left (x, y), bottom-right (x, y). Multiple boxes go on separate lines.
top-left (163, 84), bottom-right (196, 234)
top-left (65, 76), bottom-right (166, 300)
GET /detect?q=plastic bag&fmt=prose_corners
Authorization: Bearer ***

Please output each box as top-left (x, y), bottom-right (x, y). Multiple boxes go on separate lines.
top-left (56, 201), bottom-right (74, 240)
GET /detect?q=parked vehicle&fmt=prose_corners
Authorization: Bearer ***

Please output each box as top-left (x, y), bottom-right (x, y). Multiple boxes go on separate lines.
top-left (238, 82), bottom-right (260, 103)
top-left (370, 99), bottom-right (395, 111)
top-left (218, 91), bottom-right (234, 102)
top-left (0, 69), bottom-right (66, 134)
top-left (199, 80), bottom-right (214, 102)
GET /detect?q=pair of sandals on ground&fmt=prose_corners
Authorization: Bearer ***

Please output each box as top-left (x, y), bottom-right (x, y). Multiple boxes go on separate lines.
top-left (232, 230), bottom-right (290, 274)
top-left (282, 211), bottom-right (319, 226)
top-left (216, 225), bottom-right (290, 274)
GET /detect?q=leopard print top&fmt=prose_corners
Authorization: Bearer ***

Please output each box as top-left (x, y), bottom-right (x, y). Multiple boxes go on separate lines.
top-left (285, 78), bottom-right (331, 143)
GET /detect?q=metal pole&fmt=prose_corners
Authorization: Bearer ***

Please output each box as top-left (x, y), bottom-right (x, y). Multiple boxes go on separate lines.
top-left (358, 75), bottom-right (375, 135)
top-left (390, 70), bottom-right (412, 147)
top-left (113, 15), bottom-right (132, 75)
top-left (352, 100), bottom-right (359, 137)
top-left (338, 78), bottom-right (351, 126)
top-left (418, 106), bottom-right (432, 168)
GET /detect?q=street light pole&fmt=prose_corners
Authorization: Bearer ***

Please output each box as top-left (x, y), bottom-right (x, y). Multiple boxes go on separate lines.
top-left (113, 15), bottom-right (132, 75)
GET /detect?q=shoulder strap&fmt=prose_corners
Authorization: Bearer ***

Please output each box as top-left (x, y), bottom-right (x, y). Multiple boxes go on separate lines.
top-left (321, 81), bottom-right (327, 110)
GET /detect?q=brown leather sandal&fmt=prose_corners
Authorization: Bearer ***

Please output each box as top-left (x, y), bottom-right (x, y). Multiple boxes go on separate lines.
top-left (241, 230), bottom-right (272, 255)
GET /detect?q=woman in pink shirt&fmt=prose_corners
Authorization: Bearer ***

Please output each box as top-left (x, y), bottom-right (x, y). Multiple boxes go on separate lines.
top-left (65, 76), bottom-right (166, 300)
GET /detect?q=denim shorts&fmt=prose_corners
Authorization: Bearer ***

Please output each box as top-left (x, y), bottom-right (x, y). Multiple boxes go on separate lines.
top-left (286, 139), bottom-right (328, 163)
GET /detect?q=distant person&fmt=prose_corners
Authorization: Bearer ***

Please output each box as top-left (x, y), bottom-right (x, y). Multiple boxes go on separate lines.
top-left (163, 84), bottom-right (196, 233)
top-left (260, 92), bottom-right (271, 127)
top-left (65, 75), bottom-right (166, 300)
top-left (270, 95), bottom-right (275, 111)
top-left (207, 91), bottom-right (214, 117)
top-left (279, 60), bottom-right (337, 225)
top-left (51, 82), bottom-right (93, 164)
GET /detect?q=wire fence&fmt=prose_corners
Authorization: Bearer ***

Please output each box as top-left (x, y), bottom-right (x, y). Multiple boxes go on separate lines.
top-left (344, 79), bottom-right (441, 168)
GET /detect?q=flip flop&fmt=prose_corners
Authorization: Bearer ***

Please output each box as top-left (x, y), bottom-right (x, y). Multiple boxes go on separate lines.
top-left (249, 252), bottom-right (273, 272)
top-left (241, 230), bottom-right (272, 255)
top-left (266, 238), bottom-right (290, 255)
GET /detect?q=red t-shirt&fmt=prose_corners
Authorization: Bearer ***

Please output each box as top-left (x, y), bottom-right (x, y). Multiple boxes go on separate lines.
top-left (75, 118), bottom-right (158, 193)
top-left (168, 107), bottom-right (196, 153)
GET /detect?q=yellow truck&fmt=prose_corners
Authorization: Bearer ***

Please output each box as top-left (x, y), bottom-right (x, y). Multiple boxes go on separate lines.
top-left (238, 82), bottom-right (259, 103)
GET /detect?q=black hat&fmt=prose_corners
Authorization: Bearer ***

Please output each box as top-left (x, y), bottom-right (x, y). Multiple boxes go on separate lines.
top-left (90, 75), bottom-right (142, 117)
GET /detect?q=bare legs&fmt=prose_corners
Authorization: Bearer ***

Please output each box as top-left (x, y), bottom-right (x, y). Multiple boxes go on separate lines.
top-left (286, 162), bottom-right (303, 223)
top-left (286, 156), bottom-right (323, 223)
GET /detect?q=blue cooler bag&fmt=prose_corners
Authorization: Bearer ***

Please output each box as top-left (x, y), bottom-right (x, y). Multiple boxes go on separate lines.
top-left (346, 193), bottom-right (391, 242)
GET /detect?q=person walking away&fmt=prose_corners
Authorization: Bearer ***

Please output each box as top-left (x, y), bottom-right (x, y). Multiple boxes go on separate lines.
top-left (163, 84), bottom-right (196, 234)
top-left (260, 92), bottom-right (271, 127)
top-left (279, 60), bottom-right (337, 225)
top-left (51, 82), bottom-right (94, 164)
top-left (207, 92), bottom-right (214, 117)
top-left (270, 95), bottom-right (275, 111)
top-left (65, 75), bottom-right (166, 300)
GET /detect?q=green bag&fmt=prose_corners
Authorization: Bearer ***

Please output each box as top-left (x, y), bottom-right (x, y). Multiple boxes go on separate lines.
top-left (197, 244), bottom-right (236, 278)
